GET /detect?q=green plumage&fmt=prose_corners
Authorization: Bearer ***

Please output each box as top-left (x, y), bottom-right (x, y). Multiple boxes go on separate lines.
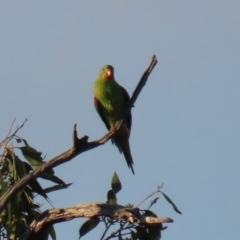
top-left (94, 74), bottom-right (125, 125)
top-left (93, 65), bottom-right (134, 174)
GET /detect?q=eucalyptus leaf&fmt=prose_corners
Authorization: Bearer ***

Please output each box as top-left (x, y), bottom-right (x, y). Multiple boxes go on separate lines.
top-left (20, 146), bottom-right (55, 176)
top-left (148, 197), bottom-right (159, 209)
top-left (40, 173), bottom-right (65, 185)
top-left (5, 149), bottom-right (17, 180)
top-left (28, 179), bottom-right (50, 201)
top-left (111, 171), bottom-right (122, 193)
top-left (14, 155), bottom-right (27, 179)
top-left (20, 146), bottom-right (43, 168)
top-left (0, 171), bottom-right (7, 196)
top-left (143, 209), bottom-right (157, 217)
top-left (48, 224), bottom-right (56, 240)
top-left (23, 161), bottom-right (34, 173)
top-left (43, 183), bottom-right (73, 194)
top-left (79, 217), bottom-right (100, 239)
top-left (107, 190), bottom-right (117, 204)
top-left (161, 191), bottom-right (182, 214)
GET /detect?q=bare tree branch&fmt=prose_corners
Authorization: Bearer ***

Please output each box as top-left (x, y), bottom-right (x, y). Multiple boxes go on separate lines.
top-left (0, 56), bottom-right (158, 213)
top-left (20, 202), bottom-right (173, 240)
top-left (116, 54), bottom-right (158, 129)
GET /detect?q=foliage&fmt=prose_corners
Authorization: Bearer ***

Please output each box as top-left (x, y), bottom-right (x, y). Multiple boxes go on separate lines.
top-left (0, 120), bottom-right (67, 240)
top-left (79, 172), bottom-right (181, 240)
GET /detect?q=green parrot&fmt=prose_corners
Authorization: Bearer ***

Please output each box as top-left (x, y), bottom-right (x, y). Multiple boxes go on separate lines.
top-left (93, 65), bottom-right (134, 174)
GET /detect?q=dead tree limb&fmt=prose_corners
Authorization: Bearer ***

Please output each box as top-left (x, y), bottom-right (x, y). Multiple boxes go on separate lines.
top-left (116, 55), bottom-right (158, 130)
top-left (0, 55), bottom-right (158, 213)
top-left (20, 202), bottom-right (172, 240)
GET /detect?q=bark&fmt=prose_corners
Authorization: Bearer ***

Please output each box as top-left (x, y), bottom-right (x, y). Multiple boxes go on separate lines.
top-left (20, 202), bottom-right (173, 240)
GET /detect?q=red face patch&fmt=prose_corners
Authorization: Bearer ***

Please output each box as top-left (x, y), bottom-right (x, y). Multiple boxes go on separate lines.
top-left (103, 69), bottom-right (112, 79)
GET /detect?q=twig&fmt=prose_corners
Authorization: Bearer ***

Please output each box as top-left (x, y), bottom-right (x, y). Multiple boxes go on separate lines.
top-left (100, 222), bottom-right (111, 240)
top-left (0, 118), bottom-right (27, 158)
top-left (104, 223), bottom-right (133, 240)
top-left (11, 119), bottom-right (28, 138)
top-left (135, 184), bottom-right (164, 208)
top-left (0, 119), bottom-right (27, 147)
top-left (5, 118), bottom-right (16, 139)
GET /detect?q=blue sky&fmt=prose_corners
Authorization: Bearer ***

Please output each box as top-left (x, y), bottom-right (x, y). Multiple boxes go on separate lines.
top-left (0, 1), bottom-right (240, 239)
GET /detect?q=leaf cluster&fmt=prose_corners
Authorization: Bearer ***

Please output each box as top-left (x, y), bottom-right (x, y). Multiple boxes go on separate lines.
top-left (0, 133), bottom-right (69, 240)
top-left (79, 172), bottom-right (181, 240)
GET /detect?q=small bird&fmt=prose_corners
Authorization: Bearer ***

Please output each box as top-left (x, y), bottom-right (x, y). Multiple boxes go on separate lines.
top-left (93, 65), bottom-right (134, 174)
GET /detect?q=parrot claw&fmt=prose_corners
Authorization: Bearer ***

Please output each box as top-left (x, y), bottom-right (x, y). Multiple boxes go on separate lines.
top-left (110, 126), bottom-right (117, 134)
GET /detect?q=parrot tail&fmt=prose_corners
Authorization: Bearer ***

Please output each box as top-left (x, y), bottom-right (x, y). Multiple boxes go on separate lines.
top-left (111, 136), bottom-right (135, 174)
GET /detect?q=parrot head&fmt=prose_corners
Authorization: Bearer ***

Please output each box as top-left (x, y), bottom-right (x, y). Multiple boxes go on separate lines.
top-left (99, 65), bottom-right (114, 80)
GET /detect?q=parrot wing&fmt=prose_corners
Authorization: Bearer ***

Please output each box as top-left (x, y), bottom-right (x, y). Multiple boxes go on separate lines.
top-left (114, 86), bottom-right (135, 174)
top-left (120, 86), bottom-right (132, 132)
top-left (94, 97), bottom-right (111, 130)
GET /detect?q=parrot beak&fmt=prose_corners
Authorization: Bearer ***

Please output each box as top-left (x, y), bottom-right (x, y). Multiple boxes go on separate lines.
top-left (104, 69), bottom-right (112, 79)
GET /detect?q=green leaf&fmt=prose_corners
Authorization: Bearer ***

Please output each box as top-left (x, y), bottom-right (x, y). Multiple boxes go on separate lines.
top-left (0, 156), bottom-right (10, 174)
top-left (79, 217), bottom-right (100, 239)
top-left (16, 138), bottom-right (22, 143)
top-left (143, 210), bottom-right (157, 217)
top-left (28, 179), bottom-right (50, 201)
top-left (0, 171), bottom-right (7, 196)
top-left (20, 144), bottom-right (64, 185)
top-left (23, 162), bottom-right (34, 173)
top-left (111, 172), bottom-right (122, 193)
top-left (43, 183), bottom-right (73, 194)
top-left (14, 155), bottom-right (27, 179)
top-left (151, 197), bottom-right (159, 205)
top-left (161, 191), bottom-right (182, 214)
top-left (20, 145), bottom-right (55, 176)
top-left (22, 138), bottom-right (30, 147)
top-left (19, 146), bottom-right (44, 168)
top-left (7, 200), bottom-right (12, 225)
top-left (5, 149), bottom-right (17, 180)
top-left (107, 190), bottom-right (117, 204)
top-left (148, 197), bottom-right (159, 209)
top-left (18, 191), bottom-right (34, 212)
top-left (40, 173), bottom-right (65, 185)
top-left (6, 149), bottom-right (29, 181)
top-left (48, 224), bottom-right (56, 240)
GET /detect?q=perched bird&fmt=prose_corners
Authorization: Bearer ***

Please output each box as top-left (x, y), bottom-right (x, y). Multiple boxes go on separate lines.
top-left (93, 65), bottom-right (134, 174)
